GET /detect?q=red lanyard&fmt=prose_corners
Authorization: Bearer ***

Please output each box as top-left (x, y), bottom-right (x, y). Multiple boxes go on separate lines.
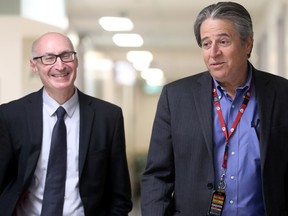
top-left (213, 82), bottom-right (252, 170)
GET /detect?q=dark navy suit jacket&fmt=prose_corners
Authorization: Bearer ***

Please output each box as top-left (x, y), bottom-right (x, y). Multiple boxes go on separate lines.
top-left (0, 89), bottom-right (132, 216)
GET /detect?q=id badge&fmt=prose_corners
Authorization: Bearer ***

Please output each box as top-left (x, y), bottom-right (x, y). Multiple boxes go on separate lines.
top-left (208, 190), bottom-right (226, 216)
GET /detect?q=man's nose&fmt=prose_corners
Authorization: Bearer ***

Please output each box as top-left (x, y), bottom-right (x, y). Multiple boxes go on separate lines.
top-left (210, 43), bottom-right (221, 57)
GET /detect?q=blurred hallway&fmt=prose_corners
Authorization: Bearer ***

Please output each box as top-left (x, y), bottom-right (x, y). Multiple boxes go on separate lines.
top-left (1, 1), bottom-right (288, 215)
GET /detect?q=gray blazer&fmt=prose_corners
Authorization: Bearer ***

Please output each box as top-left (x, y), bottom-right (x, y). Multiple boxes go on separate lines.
top-left (141, 64), bottom-right (288, 216)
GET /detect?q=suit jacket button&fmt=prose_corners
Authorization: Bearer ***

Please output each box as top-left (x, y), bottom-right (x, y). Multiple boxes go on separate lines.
top-left (207, 183), bottom-right (214, 190)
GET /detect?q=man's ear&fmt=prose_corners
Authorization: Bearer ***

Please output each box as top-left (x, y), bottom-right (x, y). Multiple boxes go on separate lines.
top-left (75, 56), bottom-right (79, 68)
top-left (246, 35), bottom-right (253, 56)
top-left (30, 59), bottom-right (38, 73)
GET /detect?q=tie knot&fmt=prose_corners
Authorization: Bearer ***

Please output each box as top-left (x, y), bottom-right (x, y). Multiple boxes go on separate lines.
top-left (56, 106), bottom-right (66, 119)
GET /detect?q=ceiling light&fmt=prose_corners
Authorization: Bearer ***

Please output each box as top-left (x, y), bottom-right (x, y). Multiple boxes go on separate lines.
top-left (141, 68), bottom-right (164, 80)
top-left (99, 16), bottom-right (134, 31)
top-left (126, 51), bottom-right (153, 63)
top-left (112, 33), bottom-right (144, 47)
top-left (127, 51), bottom-right (153, 71)
top-left (132, 61), bottom-right (151, 71)
top-left (141, 68), bottom-right (165, 86)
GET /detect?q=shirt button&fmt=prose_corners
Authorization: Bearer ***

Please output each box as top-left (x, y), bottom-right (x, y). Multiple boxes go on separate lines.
top-left (230, 175), bottom-right (235, 180)
top-left (232, 105), bottom-right (235, 109)
top-left (231, 151), bottom-right (235, 155)
top-left (229, 200), bottom-right (234, 204)
top-left (207, 183), bottom-right (214, 190)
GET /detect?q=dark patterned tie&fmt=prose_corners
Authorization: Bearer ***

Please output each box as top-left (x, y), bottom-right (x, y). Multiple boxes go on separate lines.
top-left (41, 106), bottom-right (67, 216)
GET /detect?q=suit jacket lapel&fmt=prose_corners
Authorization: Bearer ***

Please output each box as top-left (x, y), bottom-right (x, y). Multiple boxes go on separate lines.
top-left (192, 72), bottom-right (214, 158)
top-left (78, 91), bottom-right (94, 177)
top-left (253, 69), bottom-right (275, 167)
top-left (23, 89), bottom-right (43, 185)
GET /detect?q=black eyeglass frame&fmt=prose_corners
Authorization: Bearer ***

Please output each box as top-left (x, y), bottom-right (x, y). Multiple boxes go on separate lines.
top-left (33, 51), bottom-right (77, 65)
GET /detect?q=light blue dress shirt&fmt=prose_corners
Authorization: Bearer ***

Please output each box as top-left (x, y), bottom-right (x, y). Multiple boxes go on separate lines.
top-left (213, 66), bottom-right (265, 216)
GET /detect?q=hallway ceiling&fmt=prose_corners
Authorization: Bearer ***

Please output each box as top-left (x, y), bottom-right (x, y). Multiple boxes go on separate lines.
top-left (66, 0), bottom-right (268, 82)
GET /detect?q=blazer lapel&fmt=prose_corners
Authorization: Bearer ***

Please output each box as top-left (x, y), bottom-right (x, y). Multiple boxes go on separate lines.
top-left (192, 72), bottom-right (214, 158)
top-left (253, 70), bottom-right (275, 168)
top-left (78, 91), bottom-right (94, 177)
top-left (23, 90), bottom-right (43, 185)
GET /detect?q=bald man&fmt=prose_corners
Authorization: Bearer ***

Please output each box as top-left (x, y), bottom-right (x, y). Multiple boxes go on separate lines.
top-left (0, 32), bottom-right (132, 216)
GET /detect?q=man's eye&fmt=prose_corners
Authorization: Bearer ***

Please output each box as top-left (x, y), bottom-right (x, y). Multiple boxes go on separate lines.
top-left (61, 53), bottom-right (73, 60)
top-left (201, 42), bottom-right (211, 49)
top-left (219, 39), bottom-right (230, 47)
top-left (61, 53), bottom-right (70, 58)
top-left (43, 56), bottom-right (56, 62)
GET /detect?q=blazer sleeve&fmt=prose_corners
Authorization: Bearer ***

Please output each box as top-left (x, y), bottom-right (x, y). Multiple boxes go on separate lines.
top-left (0, 105), bottom-right (16, 195)
top-left (107, 109), bottom-right (133, 215)
top-left (141, 86), bottom-right (175, 216)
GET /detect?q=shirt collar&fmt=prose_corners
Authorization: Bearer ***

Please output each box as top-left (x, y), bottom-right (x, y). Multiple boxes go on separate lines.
top-left (43, 88), bottom-right (79, 118)
top-left (213, 62), bottom-right (253, 96)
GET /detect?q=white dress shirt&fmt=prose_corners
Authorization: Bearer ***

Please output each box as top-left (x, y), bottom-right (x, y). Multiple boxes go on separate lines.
top-left (16, 89), bottom-right (84, 216)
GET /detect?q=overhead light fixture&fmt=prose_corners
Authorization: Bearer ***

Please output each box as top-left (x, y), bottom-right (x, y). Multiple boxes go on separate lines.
top-left (132, 61), bottom-right (150, 71)
top-left (112, 33), bottom-right (144, 47)
top-left (126, 51), bottom-right (153, 63)
top-left (126, 51), bottom-right (153, 71)
top-left (99, 16), bottom-right (134, 31)
top-left (141, 68), bottom-right (165, 86)
top-left (141, 68), bottom-right (166, 94)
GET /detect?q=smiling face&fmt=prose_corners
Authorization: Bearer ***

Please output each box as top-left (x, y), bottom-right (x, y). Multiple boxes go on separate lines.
top-left (200, 18), bottom-right (253, 88)
top-left (30, 32), bottom-right (78, 101)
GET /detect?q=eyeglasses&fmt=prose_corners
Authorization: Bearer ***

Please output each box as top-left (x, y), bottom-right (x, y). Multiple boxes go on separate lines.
top-left (33, 51), bottom-right (77, 65)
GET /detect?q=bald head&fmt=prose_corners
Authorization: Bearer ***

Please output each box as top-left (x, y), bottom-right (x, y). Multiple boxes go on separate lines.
top-left (32, 32), bottom-right (75, 58)
top-left (30, 32), bottom-right (78, 104)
